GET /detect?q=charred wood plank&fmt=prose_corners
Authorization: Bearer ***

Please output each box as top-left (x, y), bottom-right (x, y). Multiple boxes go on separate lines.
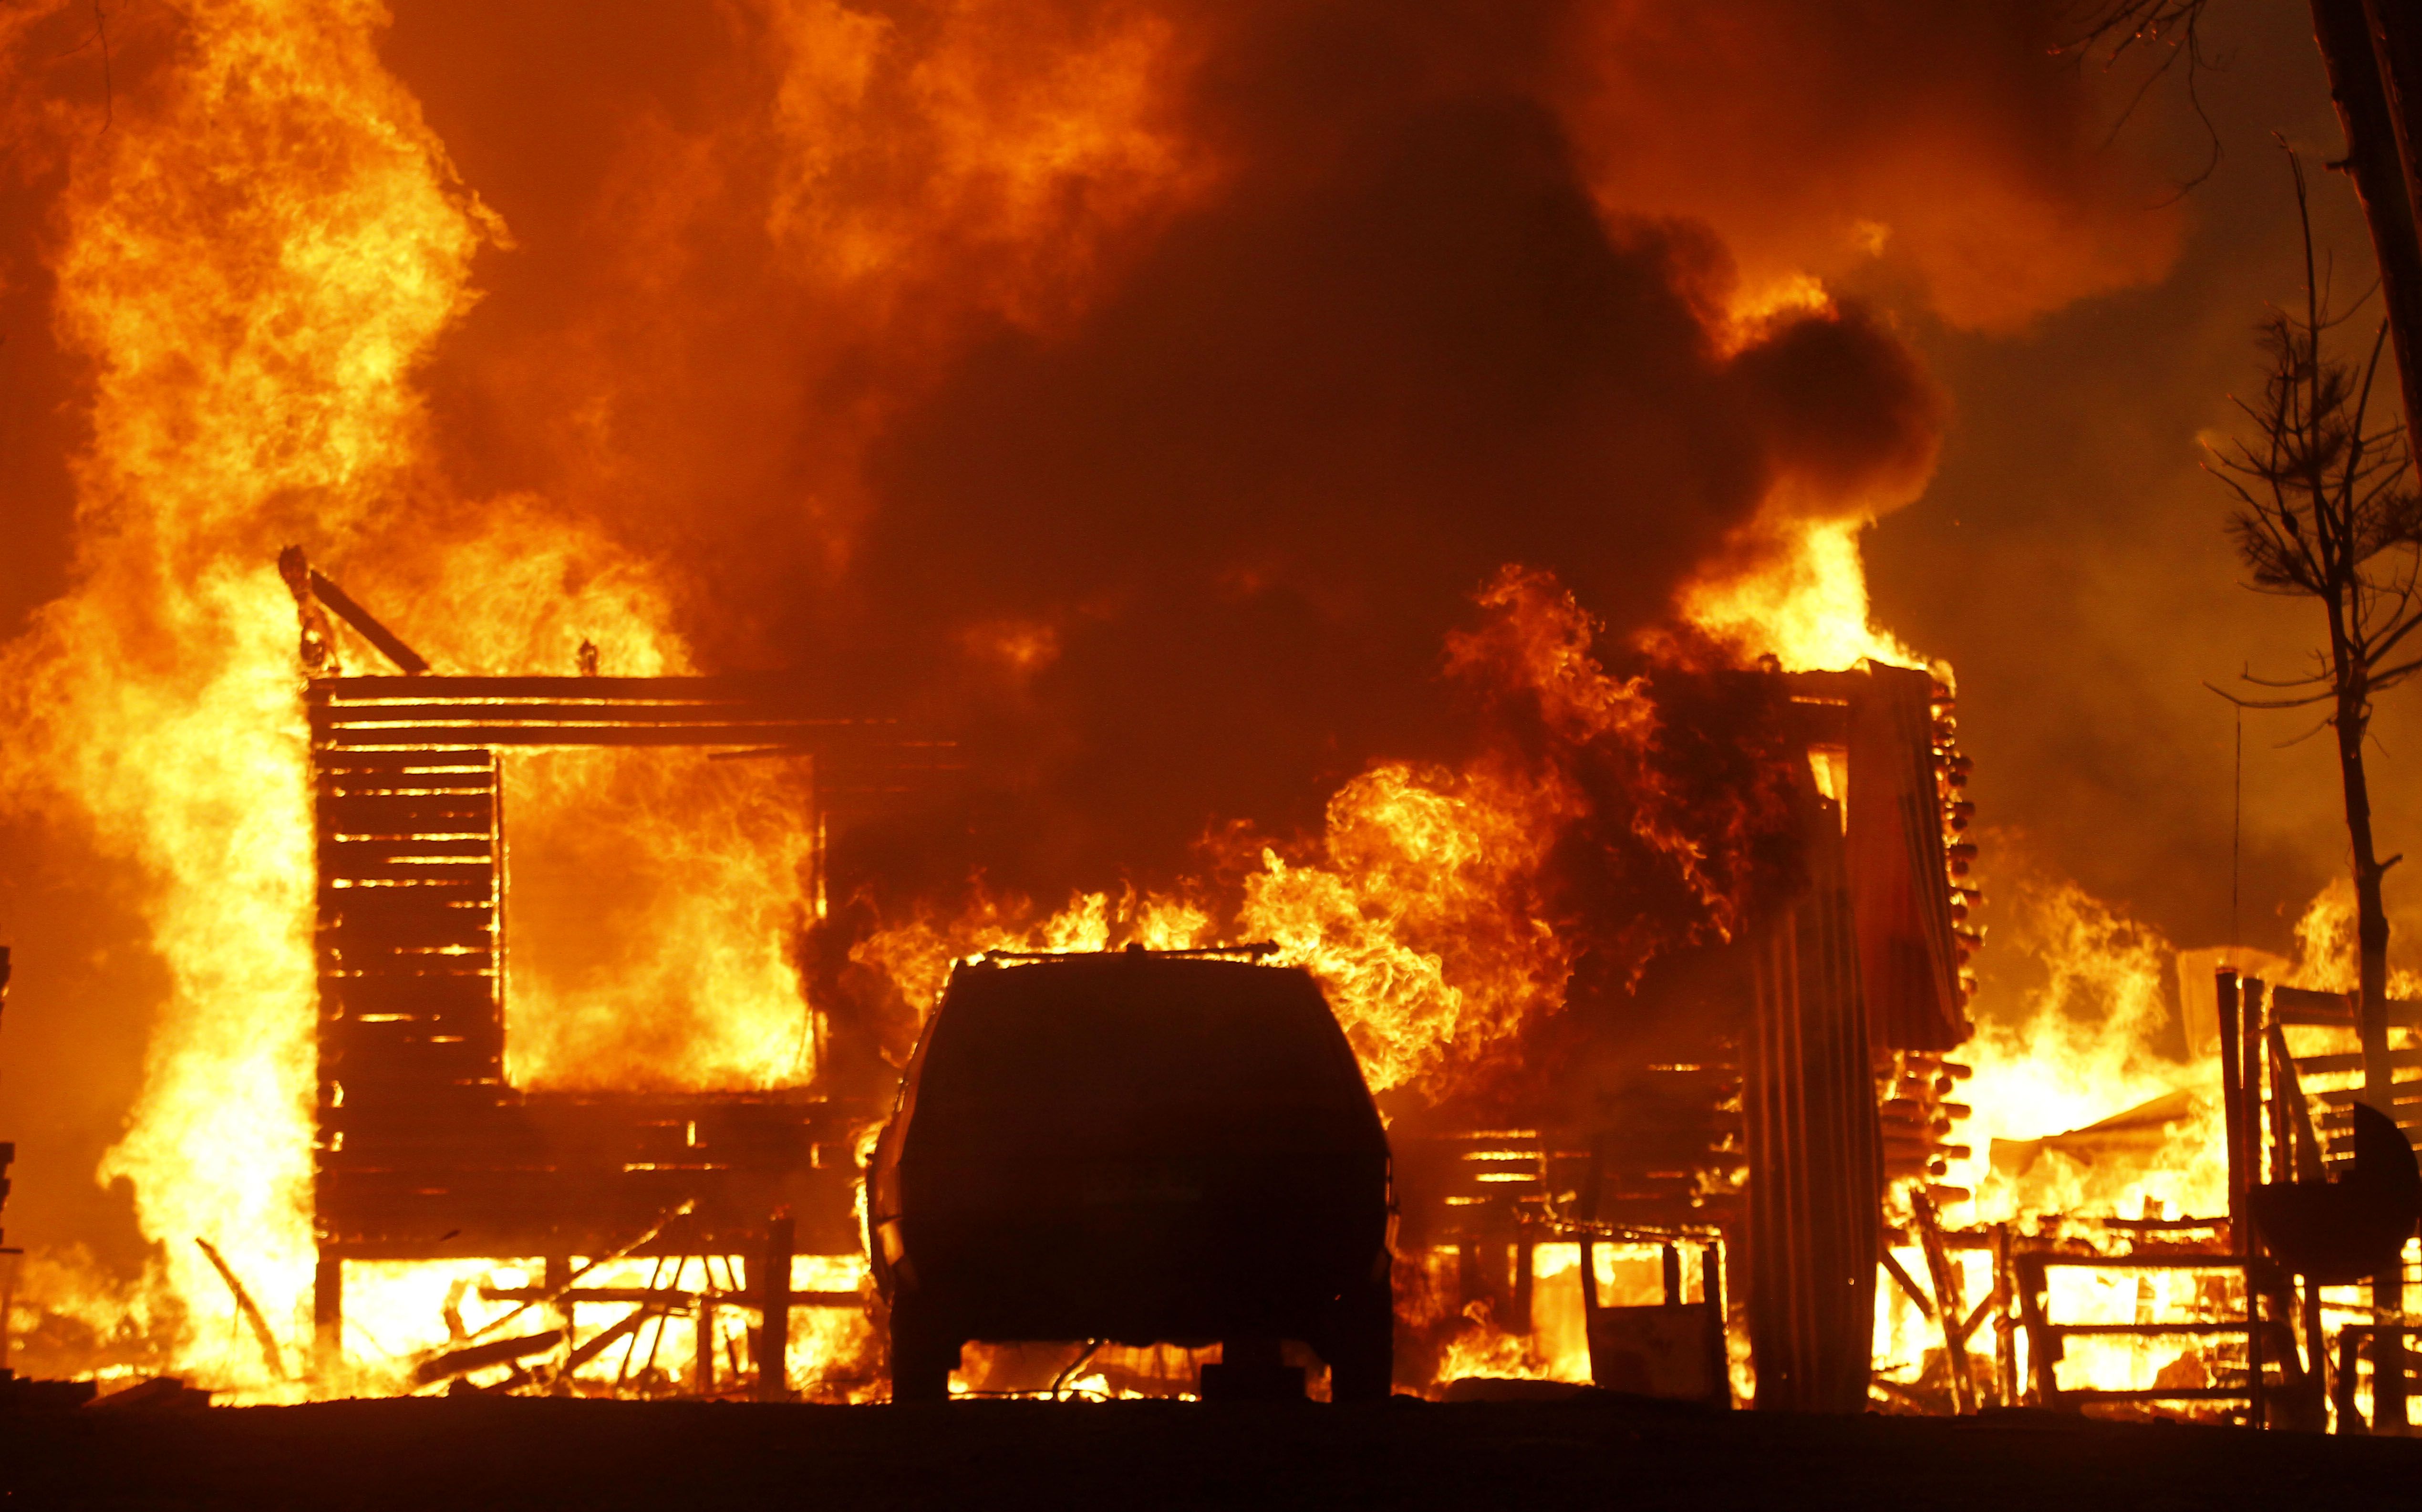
top-left (476, 1285), bottom-right (860, 1308)
top-left (2273, 1047), bottom-right (2422, 1076)
top-left (322, 837), bottom-right (495, 863)
top-left (324, 969), bottom-right (494, 1017)
top-left (317, 774), bottom-right (497, 800)
top-left (318, 892), bottom-right (494, 932)
top-left (1911, 1189), bottom-right (1972, 1412)
top-left (322, 702), bottom-right (870, 728)
top-left (320, 858), bottom-right (495, 885)
top-left (318, 949), bottom-right (495, 977)
top-left (313, 746), bottom-right (495, 772)
top-left (303, 566), bottom-right (430, 676)
top-left (317, 792), bottom-right (495, 834)
top-left (1880, 1247), bottom-right (1935, 1321)
top-left (2039, 1321), bottom-right (2256, 1336)
top-left (320, 674), bottom-right (846, 700)
top-left (2268, 985), bottom-right (2422, 1028)
top-left (195, 1238), bottom-right (287, 1381)
top-left (412, 1329), bottom-right (563, 1386)
top-left (321, 724), bottom-right (866, 749)
top-left (564, 1307), bottom-right (653, 1374)
top-left (2269, 1025), bottom-right (2327, 1180)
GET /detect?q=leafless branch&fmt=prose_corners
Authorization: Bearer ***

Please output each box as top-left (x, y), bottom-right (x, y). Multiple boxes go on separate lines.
top-left (2061, 0), bottom-right (2223, 197)
top-left (55, 0), bottom-right (112, 132)
top-left (2209, 145), bottom-right (2422, 742)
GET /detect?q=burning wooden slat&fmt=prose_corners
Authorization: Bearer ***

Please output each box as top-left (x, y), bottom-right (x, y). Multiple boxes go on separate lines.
top-left (412, 1329), bottom-right (565, 1387)
top-left (193, 1238), bottom-right (286, 1381)
top-left (2011, 1249), bottom-right (2269, 1416)
top-left (278, 550), bottom-right (433, 676)
top-left (1909, 1190), bottom-right (1972, 1412)
top-left (476, 1284), bottom-right (859, 1309)
top-left (753, 1215), bottom-right (795, 1402)
top-left (564, 1308), bottom-right (652, 1374)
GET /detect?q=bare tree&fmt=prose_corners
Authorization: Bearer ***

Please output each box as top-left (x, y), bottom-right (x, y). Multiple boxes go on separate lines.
top-left (2212, 147), bottom-right (2422, 1431)
top-left (2070, 0), bottom-right (2422, 475)
top-left (2077, 4), bottom-right (2422, 1427)
top-left (2213, 151), bottom-right (2422, 1099)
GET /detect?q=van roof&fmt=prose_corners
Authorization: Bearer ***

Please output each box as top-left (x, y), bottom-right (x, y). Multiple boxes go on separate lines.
top-left (902, 952), bottom-right (1378, 1148)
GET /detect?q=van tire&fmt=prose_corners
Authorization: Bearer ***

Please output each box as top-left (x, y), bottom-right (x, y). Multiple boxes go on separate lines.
top-left (889, 1302), bottom-right (958, 1404)
top-left (1322, 1277), bottom-right (1395, 1403)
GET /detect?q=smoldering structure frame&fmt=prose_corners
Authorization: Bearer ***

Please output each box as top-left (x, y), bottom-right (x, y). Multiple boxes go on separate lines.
top-left (291, 557), bottom-right (943, 1394)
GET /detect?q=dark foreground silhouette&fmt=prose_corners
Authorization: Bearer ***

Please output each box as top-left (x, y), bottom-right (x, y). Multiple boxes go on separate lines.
top-left (3, 1393), bottom-right (2419, 1512)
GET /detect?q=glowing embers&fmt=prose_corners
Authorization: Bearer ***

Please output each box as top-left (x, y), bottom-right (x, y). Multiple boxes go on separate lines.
top-left (334, 1253), bottom-right (877, 1400)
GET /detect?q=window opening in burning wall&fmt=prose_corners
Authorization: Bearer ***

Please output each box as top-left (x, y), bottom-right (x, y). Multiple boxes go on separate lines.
top-left (497, 747), bottom-right (819, 1092)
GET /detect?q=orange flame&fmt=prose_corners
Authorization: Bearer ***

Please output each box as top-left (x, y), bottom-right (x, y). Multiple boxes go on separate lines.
top-left (0, 0), bottom-right (498, 1396)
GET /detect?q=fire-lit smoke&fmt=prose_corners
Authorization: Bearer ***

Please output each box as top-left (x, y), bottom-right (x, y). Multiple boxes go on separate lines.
top-left (843, 566), bottom-right (1806, 1138)
top-left (1554, 2), bottom-right (2183, 333)
top-left (0, 0), bottom-right (2186, 1394)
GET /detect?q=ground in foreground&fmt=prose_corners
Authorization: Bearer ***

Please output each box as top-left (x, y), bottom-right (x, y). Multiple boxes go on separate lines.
top-left (3, 1393), bottom-right (2417, 1510)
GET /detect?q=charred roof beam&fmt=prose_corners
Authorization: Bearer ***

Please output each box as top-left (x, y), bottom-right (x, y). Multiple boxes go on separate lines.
top-left (278, 546), bottom-right (431, 676)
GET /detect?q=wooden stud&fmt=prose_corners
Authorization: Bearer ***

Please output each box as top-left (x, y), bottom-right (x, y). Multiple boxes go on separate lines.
top-left (754, 1215), bottom-right (795, 1402)
top-left (693, 1267), bottom-right (715, 1397)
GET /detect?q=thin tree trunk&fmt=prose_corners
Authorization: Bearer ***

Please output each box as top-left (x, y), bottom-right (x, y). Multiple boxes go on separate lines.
top-left (2309, 11), bottom-right (2417, 1424)
top-left (2332, 683), bottom-right (2405, 1433)
top-left (2332, 694), bottom-right (2394, 1107)
top-left (2316, 0), bottom-right (2422, 469)
top-left (2361, 0), bottom-right (2422, 271)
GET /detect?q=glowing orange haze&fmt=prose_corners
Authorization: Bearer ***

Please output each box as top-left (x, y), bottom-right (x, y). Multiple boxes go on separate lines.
top-left (0, 0), bottom-right (2224, 1402)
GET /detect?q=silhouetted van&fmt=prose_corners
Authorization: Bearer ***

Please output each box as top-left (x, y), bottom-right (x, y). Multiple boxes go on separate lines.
top-left (866, 946), bottom-right (1395, 1401)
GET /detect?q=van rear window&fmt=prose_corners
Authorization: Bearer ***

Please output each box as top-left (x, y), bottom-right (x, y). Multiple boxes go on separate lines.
top-left (915, 961), bottom-right (1364, 1129)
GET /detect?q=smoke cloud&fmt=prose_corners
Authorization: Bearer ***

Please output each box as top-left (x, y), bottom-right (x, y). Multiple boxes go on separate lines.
top-left (0, 0), bottom-right (2186, 1286)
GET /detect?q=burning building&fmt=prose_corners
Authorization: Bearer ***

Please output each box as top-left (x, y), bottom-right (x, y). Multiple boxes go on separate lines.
top-left (3, 0), bottom-right (2406, 1426)
top-left (263, 541), bottom-right (1985, 1407)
